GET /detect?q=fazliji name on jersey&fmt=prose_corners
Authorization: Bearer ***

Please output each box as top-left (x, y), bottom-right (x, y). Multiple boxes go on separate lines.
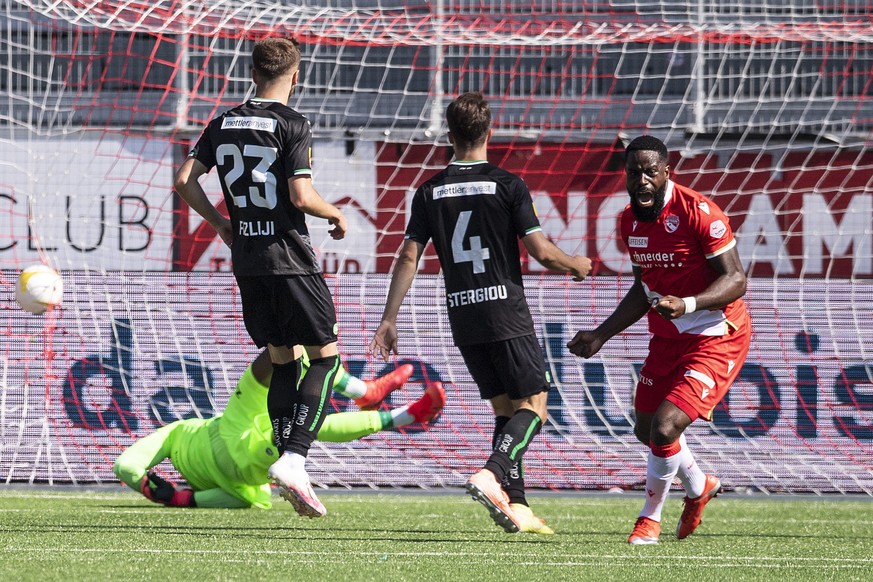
top-left (239, 219), bottom-right (275, 237)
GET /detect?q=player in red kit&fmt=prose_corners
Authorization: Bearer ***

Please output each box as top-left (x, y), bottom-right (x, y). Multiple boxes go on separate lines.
top-left (568, 135), bottom-right (750, 544)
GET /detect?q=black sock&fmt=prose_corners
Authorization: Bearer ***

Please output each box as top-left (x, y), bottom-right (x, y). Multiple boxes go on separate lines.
top-left (284, 355), bottom-right (340, 457)
top-left (484, 408), bottom-right (542, 483)
top-left (267, 360), bottom-right (301, 454)
top-left (491, 416), bottom-right (510, 449)
top-left (492, 416), bottom-right (527, 505)
top-left (505, 460), bottom-right (527, 506)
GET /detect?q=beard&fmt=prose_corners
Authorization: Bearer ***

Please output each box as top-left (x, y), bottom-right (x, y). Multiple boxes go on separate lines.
top-left (629, 187), bottom-right (666, 222)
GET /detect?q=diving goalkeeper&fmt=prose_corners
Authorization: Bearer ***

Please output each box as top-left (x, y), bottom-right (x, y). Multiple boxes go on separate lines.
top-left (113, 349), bottom-right (445, 509)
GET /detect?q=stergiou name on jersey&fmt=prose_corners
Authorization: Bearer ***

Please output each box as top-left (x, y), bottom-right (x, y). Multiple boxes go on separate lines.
top-left (239, 220), bottom-right (275, 237)
top-left (446, 284), bottom-right (508, 308)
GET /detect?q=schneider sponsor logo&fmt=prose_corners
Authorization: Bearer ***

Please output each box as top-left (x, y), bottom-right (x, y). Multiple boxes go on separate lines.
top-left (447, 285), bottom-right (508, 308)
top-left (433, 181), bottom-right (497, 200)
top-left (632, 251), bottom-right (677, 266)
top-left (221, 116), bottom-right (277, 132)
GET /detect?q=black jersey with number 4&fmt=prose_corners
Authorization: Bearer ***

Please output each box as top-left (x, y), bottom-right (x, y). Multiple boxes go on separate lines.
top-left (188, 98), bottom-right (321, 277)
top-left (405, 160), bottom-right (543, 346)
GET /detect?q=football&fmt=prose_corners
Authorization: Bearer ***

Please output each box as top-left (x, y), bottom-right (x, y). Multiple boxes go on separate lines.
top-left (15, 264), bottom-right (64, 314)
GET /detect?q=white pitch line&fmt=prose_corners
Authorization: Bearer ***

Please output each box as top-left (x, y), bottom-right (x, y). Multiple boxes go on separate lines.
top-left (1, 548), bottom-right (870, 564)
top-left (517, 561), bottom-right (871, 570)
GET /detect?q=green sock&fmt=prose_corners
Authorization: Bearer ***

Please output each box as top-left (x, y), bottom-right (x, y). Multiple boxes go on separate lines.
top-left (331, 368), bottom-right (367, 399)
top-left (316, 410), bottom-right (385, 442)
top-left (379, 410), bottom-right (394, 428)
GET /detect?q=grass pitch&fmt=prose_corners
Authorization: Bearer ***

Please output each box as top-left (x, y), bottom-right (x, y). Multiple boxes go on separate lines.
top-left (0, 488), bottom-right (870, 581)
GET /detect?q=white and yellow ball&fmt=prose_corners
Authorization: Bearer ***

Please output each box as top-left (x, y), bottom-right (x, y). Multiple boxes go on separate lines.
top-left (15, 265), bottom-right (63, 314)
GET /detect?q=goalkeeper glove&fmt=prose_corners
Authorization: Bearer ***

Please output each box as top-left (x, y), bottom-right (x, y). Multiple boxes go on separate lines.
top-left (139, 472), bottom-right (196, 508)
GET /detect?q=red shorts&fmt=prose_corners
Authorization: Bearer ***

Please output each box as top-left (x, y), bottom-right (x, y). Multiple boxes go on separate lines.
top-left (634, 311), bottom-right (751, 421)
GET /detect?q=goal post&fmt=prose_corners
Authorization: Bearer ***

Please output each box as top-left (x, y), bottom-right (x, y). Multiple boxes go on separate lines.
top-left (1, 0), bottom-right (872, 494)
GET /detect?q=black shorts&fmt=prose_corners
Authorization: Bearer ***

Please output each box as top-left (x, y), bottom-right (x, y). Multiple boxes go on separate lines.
top-left (236, 274), bottom-right (338, 348)
top-left (458, 334), bottom-right (551, 401)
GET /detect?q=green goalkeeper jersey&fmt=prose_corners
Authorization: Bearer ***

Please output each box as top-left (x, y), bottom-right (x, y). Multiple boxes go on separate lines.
top-left (154, 355), bottom-right (388, 509)
top-left (168, 365), bottom-right (277, 509)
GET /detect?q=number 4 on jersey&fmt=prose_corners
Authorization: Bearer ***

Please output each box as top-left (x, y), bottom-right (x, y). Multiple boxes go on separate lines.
top-left (452, 210), bottom-right (490, 273)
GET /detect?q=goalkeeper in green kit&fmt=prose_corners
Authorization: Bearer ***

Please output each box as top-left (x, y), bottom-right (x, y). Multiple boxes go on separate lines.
top-left (113, 349), bottom-right (445, 509)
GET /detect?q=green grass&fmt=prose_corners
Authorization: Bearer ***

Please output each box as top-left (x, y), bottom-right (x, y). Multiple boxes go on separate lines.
top-left (0, 488), bottom-right (871, 581)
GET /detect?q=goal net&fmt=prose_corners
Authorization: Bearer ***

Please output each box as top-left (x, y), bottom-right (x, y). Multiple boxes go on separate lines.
top-left (2, 0), bottom-right (872, 494)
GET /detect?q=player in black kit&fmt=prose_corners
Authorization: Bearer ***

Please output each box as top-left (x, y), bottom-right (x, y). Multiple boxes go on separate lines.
top-left (174, 37), bottom-right (348, 518)
top-left (369, 92), bottom-right (592, 534)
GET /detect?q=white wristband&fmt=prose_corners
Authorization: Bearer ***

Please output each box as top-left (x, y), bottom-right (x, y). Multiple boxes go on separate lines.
top-left (682, 296), bottom-right (697, 314)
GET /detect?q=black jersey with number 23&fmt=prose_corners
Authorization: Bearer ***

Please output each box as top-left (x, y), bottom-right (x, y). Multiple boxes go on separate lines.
top-left (188, 99), bottom-right (320, 277)
top-left (405, 161), bottom-right (543, 346)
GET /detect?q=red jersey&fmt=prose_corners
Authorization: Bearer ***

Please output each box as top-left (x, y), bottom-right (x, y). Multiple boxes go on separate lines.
top-left (620, 180), bottom-right (747, 338)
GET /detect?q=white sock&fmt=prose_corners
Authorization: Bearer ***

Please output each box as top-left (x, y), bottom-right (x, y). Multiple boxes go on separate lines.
top-left (279, 452), bottom-right (306, 472)
top-left (336, 375), bottom-right (367, 399)
top-left (639, 445), bottom-right (683, 522)
top-left (675, 433), bottom-right (707, 498)
top-left (389, 405), bottom-right (413, 427)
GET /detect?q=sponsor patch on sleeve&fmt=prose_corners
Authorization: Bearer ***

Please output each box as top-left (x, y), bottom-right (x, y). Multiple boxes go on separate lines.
top-left (710, 219), bottom-right (727, 239)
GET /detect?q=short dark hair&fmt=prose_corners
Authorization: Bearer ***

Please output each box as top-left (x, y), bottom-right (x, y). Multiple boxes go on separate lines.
top-left (252, 37), bottom-right (301, 81)
top-left (446, 92), bottom-right (491, 150)
top-left (625, 135), bottom-right (669, 164)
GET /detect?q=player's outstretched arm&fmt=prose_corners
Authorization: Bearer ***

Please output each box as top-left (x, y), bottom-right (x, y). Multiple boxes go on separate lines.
top-left (114, 429), bottom-right (198, 507)
top-left (523, 231), bottom-right (592, 280)
top-left (568, 267), bottom-right (650, 358)
top-left (370, 239), bottom-right (424, 361)
top-left (113, 427), bottom-right (176, 493)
